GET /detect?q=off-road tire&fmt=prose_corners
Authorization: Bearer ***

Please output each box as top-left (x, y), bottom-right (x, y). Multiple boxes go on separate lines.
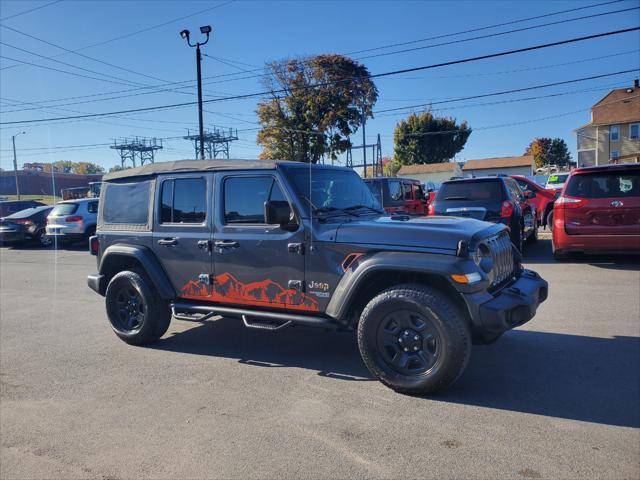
top-left (105, 269), bottom-right (171, 345)
top-left (357, 283), bottom-right (471, 395)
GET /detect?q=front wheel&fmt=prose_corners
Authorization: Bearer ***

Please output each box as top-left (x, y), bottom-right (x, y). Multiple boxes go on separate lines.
top-left (105, 270), bottom-right (171, 345)
top-left (357, 284), bottom-right (471, 395)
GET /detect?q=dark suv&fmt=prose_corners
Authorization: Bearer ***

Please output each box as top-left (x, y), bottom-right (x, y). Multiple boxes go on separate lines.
top-left (87, 160), bottom-right (547, 395)
top-left (430, 177), bottom-right (538, 252)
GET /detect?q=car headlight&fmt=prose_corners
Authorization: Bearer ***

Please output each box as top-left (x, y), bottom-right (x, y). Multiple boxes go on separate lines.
top-left (472, 243), bottom-right (494, 274)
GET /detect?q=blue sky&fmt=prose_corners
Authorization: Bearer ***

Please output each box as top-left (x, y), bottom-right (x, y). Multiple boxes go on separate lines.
top-left (1, 0), bottom-right (639, 171)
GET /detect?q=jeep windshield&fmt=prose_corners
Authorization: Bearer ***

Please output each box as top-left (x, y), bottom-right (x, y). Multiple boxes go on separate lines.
top-left (283, 166), bottom-right (383, 217)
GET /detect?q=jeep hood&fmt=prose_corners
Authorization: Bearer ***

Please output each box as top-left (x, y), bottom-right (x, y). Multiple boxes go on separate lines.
top-left (334, 215), bottom-right (505, 252)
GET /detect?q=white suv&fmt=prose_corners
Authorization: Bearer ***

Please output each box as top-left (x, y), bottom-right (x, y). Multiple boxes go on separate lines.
top-left (46, 198), bottom-right (98, 245)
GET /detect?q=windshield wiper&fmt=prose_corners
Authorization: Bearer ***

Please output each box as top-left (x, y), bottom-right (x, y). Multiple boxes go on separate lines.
top-left (312, 206), bottom-right (359, 217)
top-left (444, 196), bottom-right (468, 200)
top-left (344, 204), bottom-right (384, 214)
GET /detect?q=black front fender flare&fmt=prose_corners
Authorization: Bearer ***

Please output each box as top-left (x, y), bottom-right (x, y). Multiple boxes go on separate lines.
top-left (325, 251), bottom-right (484, 320)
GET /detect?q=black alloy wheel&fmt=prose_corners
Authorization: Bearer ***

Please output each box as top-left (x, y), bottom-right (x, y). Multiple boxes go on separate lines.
top-left (113, 285), bottom-right (146, 333)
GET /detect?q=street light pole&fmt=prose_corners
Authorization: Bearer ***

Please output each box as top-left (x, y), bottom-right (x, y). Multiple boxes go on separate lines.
top-left (11, 131), bottom-right (25, 200)
top-left (180, 26), bottom-right (211, 161)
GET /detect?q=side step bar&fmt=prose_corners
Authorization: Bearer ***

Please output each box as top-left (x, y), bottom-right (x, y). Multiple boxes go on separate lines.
top-left (171, 302), bottom-right (338, 331)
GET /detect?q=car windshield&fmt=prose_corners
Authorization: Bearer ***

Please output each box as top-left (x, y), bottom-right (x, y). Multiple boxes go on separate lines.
top-left (547, 174), bottom-right (569, 185)
top-left (437, 181), bottom-right (503, 202)
top-left (565, 170), bottom-right (640, 198)
top-left (50, 203), bottom-right (79, 216)
top-left (283, 167), bottom-right (382, 215)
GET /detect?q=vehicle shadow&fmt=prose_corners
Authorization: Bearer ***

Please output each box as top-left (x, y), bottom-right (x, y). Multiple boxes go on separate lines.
top-left (153, 318), bottom-right (639, 428)
top-left (524, 238), bottom-right (640, 269)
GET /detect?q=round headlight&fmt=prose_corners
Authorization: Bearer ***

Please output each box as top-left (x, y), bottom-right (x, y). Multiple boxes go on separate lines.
top-left (473, 243), bottom-right (494, 274)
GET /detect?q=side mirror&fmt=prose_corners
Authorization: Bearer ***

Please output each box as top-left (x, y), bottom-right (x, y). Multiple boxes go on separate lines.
top-left (264, 200), bottom-right (294, 228)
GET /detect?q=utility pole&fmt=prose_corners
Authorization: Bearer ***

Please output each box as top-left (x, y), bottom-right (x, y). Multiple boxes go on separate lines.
top-left (361, 105), bottom-right (367, 178)
top-left (11, 131), bottom-right (25, 200)
top-left (180, 26), bottom-right (212, 160)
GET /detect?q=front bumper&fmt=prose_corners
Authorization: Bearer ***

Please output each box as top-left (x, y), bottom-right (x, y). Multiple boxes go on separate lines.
top-left (463, 269), bottom-right (548, 342)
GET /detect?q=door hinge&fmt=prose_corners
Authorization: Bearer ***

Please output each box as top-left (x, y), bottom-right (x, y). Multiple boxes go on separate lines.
top-left (198, 273), bottom-right (211, 285)
top-left (288, 280), bottom-right (304, 292)
top-left (287, 242), bottom-right (305, 255)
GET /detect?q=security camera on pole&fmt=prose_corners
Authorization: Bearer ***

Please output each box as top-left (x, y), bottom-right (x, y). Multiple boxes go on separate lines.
top-left (180, 26), bottom-right (212, 161)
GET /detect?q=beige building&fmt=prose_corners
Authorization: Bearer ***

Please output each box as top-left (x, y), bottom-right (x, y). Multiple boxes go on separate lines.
top-left (461, 155), bottom-right (535, 177)
top-left (397, 162), bottom-right (462, 184)
top-left (576, 80), bottom-right (640, 167)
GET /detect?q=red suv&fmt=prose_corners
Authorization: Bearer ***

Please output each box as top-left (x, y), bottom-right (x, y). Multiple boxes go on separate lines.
top-left (511, 175), bottom-right (558, 228)
top-left (552, 164), bottom-right (640, 260)
top-left (364, 177), bottom-right (428, 215)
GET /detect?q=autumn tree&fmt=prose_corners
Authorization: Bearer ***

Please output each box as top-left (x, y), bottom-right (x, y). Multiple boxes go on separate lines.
top-left (525, 137), bottom-right (572, 169)
top-left (257, 54), bottom-right (378, 163)
top-left (394, 111), bottom-right (471, 165)
top-left (41, 161), bottom-right (104, 174)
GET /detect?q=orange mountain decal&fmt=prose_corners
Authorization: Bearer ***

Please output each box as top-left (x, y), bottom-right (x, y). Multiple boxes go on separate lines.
top-left (179, 272), bottom-right (319, 312)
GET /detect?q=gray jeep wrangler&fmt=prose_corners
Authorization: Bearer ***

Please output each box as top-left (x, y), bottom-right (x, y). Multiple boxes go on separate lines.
top-left (88, 159), bottom-right (548, 394)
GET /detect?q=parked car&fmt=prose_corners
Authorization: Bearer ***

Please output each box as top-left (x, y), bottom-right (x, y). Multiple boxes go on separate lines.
top-left (512, 175), bottom-right (559, 228)
top-left (87, 159), bottom-right (547, 395)
top-left (0, 200), bottom-right (45, 217)
top-left (45, 198), bottom-right (98, 245)
top-left (429, 176), bottom-right (537, 252)
top-left (0, 205), bottom-right (53, 246)
top-left (545, 173), bottom-right (569, 191)
top-left (364, 177), bottom-right (428, 215)
top-left (552, 163), bottom-right (640, 260)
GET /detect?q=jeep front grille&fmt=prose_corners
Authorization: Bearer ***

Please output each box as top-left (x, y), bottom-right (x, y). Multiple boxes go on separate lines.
top-left (485, 232), bottom-right (515, 287)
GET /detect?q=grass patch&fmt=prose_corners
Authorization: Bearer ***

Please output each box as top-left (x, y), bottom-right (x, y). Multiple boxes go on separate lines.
top-left (0, 195), bottom-right (61, 205)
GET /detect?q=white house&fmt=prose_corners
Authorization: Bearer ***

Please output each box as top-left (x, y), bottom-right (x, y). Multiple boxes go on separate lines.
top-left (397, 162), bottom-right (462, 184)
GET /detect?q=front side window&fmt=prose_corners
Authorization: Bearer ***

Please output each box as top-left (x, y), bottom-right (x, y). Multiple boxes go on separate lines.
top-left (160, 178), bottom-right (206, 224)
top-left (403, 183), bottom-right (413, 200)
top-left (631, 123), bottom-right (639, 140)
top-left (610, 125), bottom-right (620, 141)
top-left (388, 180), bottom-right (402, 201)
top-left (224, 176), bottom-right (286, 224)
top-left (516, 179), bottom-right (534, 193)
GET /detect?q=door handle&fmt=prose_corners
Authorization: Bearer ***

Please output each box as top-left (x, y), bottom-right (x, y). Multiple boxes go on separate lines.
top-left (158, 238), bottom-right (178, 246)
top-left (214, 240), bottom-right (239, 249)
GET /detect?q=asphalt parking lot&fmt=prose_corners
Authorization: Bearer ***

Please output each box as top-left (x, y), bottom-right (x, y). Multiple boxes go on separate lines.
top-left (1, 239), bottom-right (638, 479)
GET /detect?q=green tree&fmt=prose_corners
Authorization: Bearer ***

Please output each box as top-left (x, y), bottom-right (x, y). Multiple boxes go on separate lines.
top-left (524, 137), bottom-right (571, 169)
top-left (74, 162), bottom-right (104, 174)
top-left (393, 111), bottom-right (471, 165)
top-left (257, 54), bottom-right (378, 163)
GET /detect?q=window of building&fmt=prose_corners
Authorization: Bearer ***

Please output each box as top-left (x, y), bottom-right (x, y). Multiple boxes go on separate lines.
top-left (160, 178), bottom-right (206, 224)
top-left (610, 150), bottom-right (620, 160)
top-left (224, 176), bottom-right (286, 224)
top-left (610, 125), bottom-right (620, 141)
top-left (630, 123), bottom-right (639, 140)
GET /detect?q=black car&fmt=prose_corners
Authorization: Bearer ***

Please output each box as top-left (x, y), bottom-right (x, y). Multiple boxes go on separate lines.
top-left (430, 176), bottom-right (537, 252)
top-left (87, 159), bottom-right (547, 395)
top-left (0, 205), bottom-right (54, 246)
top-left (0, 200), bottom-right (45, 218)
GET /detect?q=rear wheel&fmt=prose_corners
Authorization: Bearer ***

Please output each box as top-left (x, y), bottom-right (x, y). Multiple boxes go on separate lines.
top-left (105, 270), bottom-right (171, 345)
top-left (357, 284), bottom-right (471, 395)
top-left (546, 210), bottom-right (554, 231)
top-left (34, 229), bottom-right (51, 247)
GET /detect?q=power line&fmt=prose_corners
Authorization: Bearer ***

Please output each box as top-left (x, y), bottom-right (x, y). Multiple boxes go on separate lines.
top-left (357, 6), bottom-right (639, 60)
top-left (0, 0), bottom-right (63, 21)
top-left (2, 27), bottom-right (638, 126)
top-left (346, 0), bottom-right (624, 55)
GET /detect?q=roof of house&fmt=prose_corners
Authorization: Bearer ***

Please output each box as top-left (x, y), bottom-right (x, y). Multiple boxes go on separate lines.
top-left (582, 85), bottom-right (640, 127)
top-left (397, 163), bottom-right (459, 175)
top-left (461, 155), bottom-right (534, 171)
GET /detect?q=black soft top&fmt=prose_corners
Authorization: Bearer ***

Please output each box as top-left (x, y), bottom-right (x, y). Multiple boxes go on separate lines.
top-left (103, 158), bottom-right (351, 181)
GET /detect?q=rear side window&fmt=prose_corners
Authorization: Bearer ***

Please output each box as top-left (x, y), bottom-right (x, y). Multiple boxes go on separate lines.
top-left (87, 201), bottom-right (98, 214)
top-left (389, 180), bottom-right (402, 201)
top-left (103, 181), bottom-right (150, 224)
top-left (438, 181), bottom-right (503, 201)
top-left (366, 180), bottom-right (383, 204)
top-left (224, 176), bottom-right (285, 224)
top-left (51, 203), bottom-right (79, 216)
top-left (160, 178), bottom-right (206, 224)
top-left (565, 171), bottom-right (640, 198)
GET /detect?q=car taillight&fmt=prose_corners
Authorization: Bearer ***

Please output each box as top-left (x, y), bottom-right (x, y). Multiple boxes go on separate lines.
top-left (427, 203), bottom-right (436, 216)
top-left (65, 215), bottom-right (82, 222)
top-left (500, 201), bottom-right (514, 218)
top-left (89, 235), bottom-right (99, 256)
top-left (555, 195), bottom-right (588, 209)
top-left (13, 219), bottom-right (33, 225)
